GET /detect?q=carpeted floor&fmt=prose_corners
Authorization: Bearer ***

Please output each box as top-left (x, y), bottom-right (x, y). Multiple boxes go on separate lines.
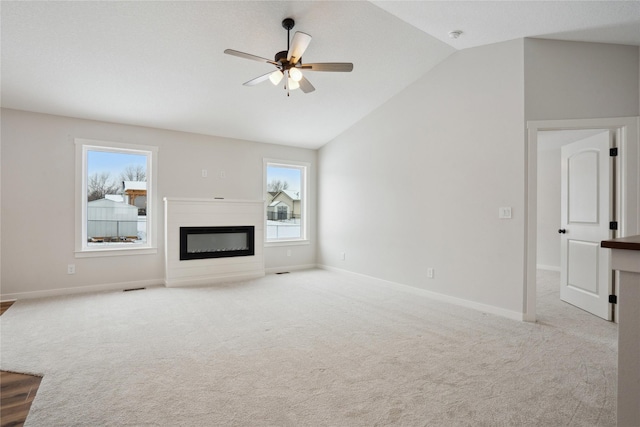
top-left (0, 269), bottom-right (617, 426)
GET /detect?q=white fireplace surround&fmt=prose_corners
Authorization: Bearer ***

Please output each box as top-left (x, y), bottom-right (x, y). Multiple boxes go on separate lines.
top-left (164, 198), bottom-right (265, 287)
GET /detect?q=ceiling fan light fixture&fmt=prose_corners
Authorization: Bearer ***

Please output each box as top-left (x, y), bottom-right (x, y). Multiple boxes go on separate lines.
top-left (288, 78), bottom-right (300, 90)
top-left (269, 70), bottom-right (284, 85)
top-left (224, 17), bottom-right (352, 95)
top-left (289, 67), bottom-right (303, 82)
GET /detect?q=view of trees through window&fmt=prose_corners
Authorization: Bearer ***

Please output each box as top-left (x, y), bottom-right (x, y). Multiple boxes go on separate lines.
top-left (86, 149), bottom-right (148, 246)
top-left (266, 164), bottom-right (304, 241)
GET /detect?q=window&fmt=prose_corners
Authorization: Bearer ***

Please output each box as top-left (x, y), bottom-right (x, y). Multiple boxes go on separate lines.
top-left (75, 139), bottom-right (157, 256)
top-left (264, 160), bottom-right (308, 243)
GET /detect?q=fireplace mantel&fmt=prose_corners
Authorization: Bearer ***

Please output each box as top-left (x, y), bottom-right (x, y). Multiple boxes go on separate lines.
top-left (163, 198), bottom-right (264, 287)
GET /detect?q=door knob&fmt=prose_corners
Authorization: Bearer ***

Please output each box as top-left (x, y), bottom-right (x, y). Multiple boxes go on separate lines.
top-left (558, 229), bottom-right (567, 234)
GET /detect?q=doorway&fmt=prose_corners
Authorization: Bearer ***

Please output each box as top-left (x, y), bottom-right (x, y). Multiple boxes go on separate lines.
top-left (525, 117), bottom-right (639, 322)
top-left (537, 129), bottom-right (613, 320)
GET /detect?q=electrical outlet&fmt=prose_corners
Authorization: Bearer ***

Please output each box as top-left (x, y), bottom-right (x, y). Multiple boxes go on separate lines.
top-left (67, 264), bottom-right (76, 275)
top-left (286, 249), bottom-right (292, 257)
top-left (427, 268), bottom-right (434, 279)
top-left (340, 252), bottom-right (346, 261)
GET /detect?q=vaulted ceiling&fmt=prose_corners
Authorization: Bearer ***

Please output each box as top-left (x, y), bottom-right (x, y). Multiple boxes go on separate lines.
top-left (2, 1), bottom-right (639, 149)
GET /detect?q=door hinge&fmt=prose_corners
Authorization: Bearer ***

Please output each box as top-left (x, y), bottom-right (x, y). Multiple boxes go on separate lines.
top-left (610, 147), bottom-right (618, 157)
top-left (609, 221), bottom-right (618, 231)
top-left (609, 295), bottom-right (617, 304)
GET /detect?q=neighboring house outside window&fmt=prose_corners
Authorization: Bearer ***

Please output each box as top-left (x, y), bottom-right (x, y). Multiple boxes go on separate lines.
top-left (75, 138), bottom-right (158, 257)
top-left (123, 180), bottom-right (147, 215)
top-left (266, 190), bottom-right (301, 221)
top-left (264, 160), bottom-right (308, 244)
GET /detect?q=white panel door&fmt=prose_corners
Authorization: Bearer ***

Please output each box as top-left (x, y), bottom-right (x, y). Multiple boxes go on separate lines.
top-left (560, 131), bottom-right (613, 320)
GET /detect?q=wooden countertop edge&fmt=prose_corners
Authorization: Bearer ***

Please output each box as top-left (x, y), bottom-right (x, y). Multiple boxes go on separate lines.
top-left (601, 235), bottom-right (640, 251)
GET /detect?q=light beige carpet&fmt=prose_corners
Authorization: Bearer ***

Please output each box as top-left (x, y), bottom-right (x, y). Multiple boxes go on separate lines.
top-left (0, 269), bottom-right (617, 426)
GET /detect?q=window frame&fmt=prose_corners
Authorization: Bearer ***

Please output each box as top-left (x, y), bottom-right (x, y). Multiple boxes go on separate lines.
top-left (263, 159), bottom-right (309, 246)
top-left (75, 138), bottom-right (158, 257)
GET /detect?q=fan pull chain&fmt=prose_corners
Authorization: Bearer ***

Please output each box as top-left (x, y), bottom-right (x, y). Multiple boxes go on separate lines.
top-left (286, 21), bottom-right (291, 97)
top-left (285, 70), bottom-right (290, 96)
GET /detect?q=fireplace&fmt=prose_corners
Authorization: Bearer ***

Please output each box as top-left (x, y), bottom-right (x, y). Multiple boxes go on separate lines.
top-left (180, 226), bottom-right (255, 260)
top-left (165, 198), bottom-right (264, 287)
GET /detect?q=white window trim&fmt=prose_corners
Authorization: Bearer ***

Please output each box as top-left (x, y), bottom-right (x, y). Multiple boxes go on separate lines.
top-left (264, 158), bottom-right (309, 246)
top-left (75, 138), bottom-right (158, 257)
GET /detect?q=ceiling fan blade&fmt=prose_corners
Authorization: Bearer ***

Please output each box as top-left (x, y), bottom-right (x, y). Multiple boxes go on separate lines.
top-left (224, 49), bottom-right (278, 66)
top-left (243, 71), bottom-right (275, 86)
top-left (287, 32), bottom-right (312, 64)
top-left (298, 76), bottom-right (315, 94)
top-left (301, 63), bottom-right (354, 72)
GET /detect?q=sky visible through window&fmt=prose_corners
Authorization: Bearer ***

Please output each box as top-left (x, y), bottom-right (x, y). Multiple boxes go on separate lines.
top-left (88, 151), bottom-right (146, 176)
top-left (268, 165), bottom-right (300, 191)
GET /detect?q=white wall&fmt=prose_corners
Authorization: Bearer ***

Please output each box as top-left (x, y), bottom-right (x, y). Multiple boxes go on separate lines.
top-left (0, 118), bottom-right (2, 295)
top-left (536, 146), bottom-right (561, 270)
top-left (318, 40), bottom-right (526, 318)
top-left (524, 39), bottom-right (639, 120)
top-left (0, 109), bottom-right (317, 298)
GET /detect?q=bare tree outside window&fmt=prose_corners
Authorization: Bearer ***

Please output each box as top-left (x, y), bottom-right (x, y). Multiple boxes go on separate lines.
top-left (87, 172), bottom-right (120, 201)
top-left (120, 164), bottom-right (146, 182)
top-left (267, 179), bottom-right (289, 192)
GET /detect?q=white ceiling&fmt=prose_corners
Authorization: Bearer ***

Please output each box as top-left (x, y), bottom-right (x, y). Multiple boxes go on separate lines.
top-left (372, 1), bottom-right (640, 50)
top-left (2, 1), bottom-right (639, 149)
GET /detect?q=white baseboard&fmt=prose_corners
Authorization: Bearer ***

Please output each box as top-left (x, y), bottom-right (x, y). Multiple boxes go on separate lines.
top-left (265, 264), bottom-right (317, 275)
top-left (537, 264), bottom-right (561, 272)
top-left (1, 279), bottom-right (164, 301)
top-left (317, 264), bottom-right (524, 322)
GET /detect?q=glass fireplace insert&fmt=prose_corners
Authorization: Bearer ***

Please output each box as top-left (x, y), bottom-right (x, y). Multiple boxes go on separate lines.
top-left (179, 226), bottom-right (255, 260)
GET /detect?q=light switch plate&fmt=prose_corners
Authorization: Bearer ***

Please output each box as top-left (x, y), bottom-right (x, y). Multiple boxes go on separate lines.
top-left (499, 207), bottom-right (512, 219)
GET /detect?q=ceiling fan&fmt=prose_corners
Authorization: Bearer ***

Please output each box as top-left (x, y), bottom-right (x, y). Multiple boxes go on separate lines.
top-left (224, 18), bottom-right (354, 95)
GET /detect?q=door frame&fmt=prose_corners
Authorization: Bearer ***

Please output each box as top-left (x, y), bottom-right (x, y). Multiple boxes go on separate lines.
top-left (525, 117), bottom-right (639, 322)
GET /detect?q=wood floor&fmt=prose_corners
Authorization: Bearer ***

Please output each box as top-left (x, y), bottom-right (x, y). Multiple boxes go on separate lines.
top-left (1, 301), bottom-right (42, 427)
top-left (0, 301), bottom-right (15, 316)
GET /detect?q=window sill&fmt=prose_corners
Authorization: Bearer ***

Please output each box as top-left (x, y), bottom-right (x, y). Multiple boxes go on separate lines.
top-left (75, 247), bottom-right (158, 258)
top-left (265, 240), bottom-right (310, 248)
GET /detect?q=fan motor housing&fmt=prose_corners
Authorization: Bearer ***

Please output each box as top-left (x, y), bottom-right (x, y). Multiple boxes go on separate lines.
top-left (274, 50), bottom-right (288, 64)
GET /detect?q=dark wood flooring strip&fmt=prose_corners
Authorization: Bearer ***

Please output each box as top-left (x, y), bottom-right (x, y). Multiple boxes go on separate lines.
top-left (1, 371), bottom-right (42, 427)
top-left (0, 301), bottom-right (15, 316)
